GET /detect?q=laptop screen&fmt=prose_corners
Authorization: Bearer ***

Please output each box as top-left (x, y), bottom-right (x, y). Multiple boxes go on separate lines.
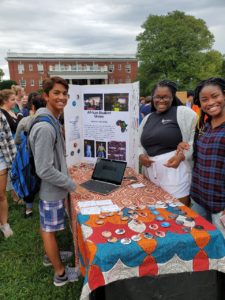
top-left (92, 158), bottom-right (127, 185)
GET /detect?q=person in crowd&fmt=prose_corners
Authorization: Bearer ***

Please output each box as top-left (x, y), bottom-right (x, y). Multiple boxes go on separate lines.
top-left (11, 85), bottom-right (25, 116)
top-left (15, 94), bottom-right (46, 217)
top-left (29, 76), bottom-right (85, 286)
top-left (178, 78), bottom-right (225, 238)
top-left (140, 95), bottom-right (152, 119)
top-left (139, 80), bottom-right (198, 206)
top-left (0, 89), bottom-right (23, 204)
top-left (139, 96), bottom-right (145, 124)
top-left (186, 89), bottom-right (202, 118)
top-left (21, 94), bottom-right (29, 117)
top-left (139, 96), bottom-right (146, 106)
top-left (0, 89), bottom-right (23, 135)
top-left (186, 90), bottom-right (194, 108)
top-left (28, 92), bottom-right (39, 106)
top-left (0, 110), bottom-right (16, 238)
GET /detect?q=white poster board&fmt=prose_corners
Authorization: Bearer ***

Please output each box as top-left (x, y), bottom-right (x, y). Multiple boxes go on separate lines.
top-left (64, 82), bottom-right (139, 171)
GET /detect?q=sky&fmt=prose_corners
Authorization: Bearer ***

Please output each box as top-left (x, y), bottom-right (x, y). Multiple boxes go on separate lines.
top-left (1, 0), bottom-right (225, 79)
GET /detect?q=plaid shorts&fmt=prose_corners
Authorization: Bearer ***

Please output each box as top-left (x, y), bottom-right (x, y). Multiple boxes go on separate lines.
top-left (39, 199), bottom-right (65, 232)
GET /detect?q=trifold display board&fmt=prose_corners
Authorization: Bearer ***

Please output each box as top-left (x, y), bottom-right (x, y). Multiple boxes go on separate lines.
top-left (64, 82), bottom-right (139, 171)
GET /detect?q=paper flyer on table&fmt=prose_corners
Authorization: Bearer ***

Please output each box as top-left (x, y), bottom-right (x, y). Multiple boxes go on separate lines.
top-left (95, 200), bottom-right (113, 206)
top-left (78, 199), bottom-right (113, 208)
top-left (79, 199), bottom-right (120, 215)
top-left (80, 206), bottom-right (101, 215)
top-left (100, 204), bottom-right (120, 212)
top-left (78, 200), bottom-right (97, 208)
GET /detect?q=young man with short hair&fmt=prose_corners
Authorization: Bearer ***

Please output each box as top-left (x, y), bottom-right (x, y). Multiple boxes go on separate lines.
top-left (29, 76), bottom-right (83, 286)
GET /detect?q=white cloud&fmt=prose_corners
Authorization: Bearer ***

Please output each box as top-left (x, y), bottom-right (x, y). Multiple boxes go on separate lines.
top-left (0, 0), bottom-right (225, 79)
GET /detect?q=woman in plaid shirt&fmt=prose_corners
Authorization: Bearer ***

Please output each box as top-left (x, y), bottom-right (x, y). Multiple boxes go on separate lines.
top-left (179, 78), bottom-right (225, 238)
top-left (0, 109), bottom-right (16, 238)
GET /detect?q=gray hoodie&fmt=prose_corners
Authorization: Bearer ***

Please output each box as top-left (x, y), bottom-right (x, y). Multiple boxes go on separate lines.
top-left (29, 108), bottom-right (76, 201)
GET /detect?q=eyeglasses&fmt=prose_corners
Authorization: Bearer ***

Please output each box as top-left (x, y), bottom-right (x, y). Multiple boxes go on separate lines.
top-left (153, 96), bottom-right (172, 101)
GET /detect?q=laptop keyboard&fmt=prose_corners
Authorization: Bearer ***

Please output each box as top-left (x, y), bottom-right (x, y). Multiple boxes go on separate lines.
top-left (81, 179), bottom-right (119, 194)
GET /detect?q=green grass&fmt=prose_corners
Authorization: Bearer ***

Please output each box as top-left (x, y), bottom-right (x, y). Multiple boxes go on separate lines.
top-left (0, 195), bottom-right (83, 300)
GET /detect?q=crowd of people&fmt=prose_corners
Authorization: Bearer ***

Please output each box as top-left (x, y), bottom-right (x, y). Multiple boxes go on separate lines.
top-left (0, 75), bottom-right (224, 287)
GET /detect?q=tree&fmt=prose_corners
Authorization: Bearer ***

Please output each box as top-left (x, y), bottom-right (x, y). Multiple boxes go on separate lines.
top-left (221, 54), bottom-right (225, 78)
top-left (136, 11), bottom-right (222, 94)
top-left (0, 80), bottom-right (17, 90)
top-left (198, 50), bottom-right (224, 80)
top-left (0, 68), bottom-right (4, 81)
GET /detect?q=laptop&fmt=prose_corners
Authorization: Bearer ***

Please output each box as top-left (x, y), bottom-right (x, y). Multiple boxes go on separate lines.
top-left (80, 158), bottom-right (127, 195)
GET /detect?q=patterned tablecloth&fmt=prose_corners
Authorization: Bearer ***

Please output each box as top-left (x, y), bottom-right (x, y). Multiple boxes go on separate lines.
top-left (69, 165), bottom-right (225, 300)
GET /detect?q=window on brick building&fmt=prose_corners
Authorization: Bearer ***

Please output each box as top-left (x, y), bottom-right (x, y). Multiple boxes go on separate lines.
top-left (29, 64), bottom-right (33, 71)
top-left (18, 64), bottom-right (24, 74)
top-left (108, 64), bottom-right (114, 73)
top-left (19, 79), bottom-right (26, 87)
top-left (92, 64), bottom-right (98, 71)
top-left (39, 79), bottom-right (43, 87)
top-left (30, 79), bottom-right (35, 86)
top-left (118, 64), bottom-right (122, 71)
top-left (65, 65), bottom-right (71, 71)
top-left (125, 64), bottom-right (131, 73)
top-left (37, 63), bottom-right (44, 72)
top-left (71, 65), bottom-right (77, 71)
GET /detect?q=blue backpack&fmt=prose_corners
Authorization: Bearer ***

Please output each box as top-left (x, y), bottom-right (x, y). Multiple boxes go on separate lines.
top-left (10, 115), bottom-right (58, 203)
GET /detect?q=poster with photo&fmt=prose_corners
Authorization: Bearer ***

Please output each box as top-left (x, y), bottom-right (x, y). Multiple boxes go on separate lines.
top-left (96, 141), bottom-right (106, 158)
top-left (64, 82), bottom-right (139, 171)
top-left (84, 93), bottom-right (103, 110)
top-left (84, 139), bottom-right (95, 158)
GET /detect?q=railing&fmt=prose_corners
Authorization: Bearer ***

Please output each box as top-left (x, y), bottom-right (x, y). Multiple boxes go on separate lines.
top-left (49, 65), bottom-right (108, 72)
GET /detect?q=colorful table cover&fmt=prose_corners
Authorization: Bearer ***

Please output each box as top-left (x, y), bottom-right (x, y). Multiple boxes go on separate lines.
top-left (69, 165), bottom-right (225, 300)
top-left (69, 164), bottom-right (177, 265)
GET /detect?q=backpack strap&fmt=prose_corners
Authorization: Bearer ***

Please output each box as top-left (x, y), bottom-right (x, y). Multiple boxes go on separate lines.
top-left (29, 114), bottom-right (59, 144)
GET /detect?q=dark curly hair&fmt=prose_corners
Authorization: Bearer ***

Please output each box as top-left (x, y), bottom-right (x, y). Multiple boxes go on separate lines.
top-left (193, 77), bottom-right (225, 162)
top-left (151, 80), bottom-right (183, 112)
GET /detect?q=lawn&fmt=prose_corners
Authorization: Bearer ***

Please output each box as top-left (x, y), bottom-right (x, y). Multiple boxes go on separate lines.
top-left (0, 194), bottom-right (83, 300)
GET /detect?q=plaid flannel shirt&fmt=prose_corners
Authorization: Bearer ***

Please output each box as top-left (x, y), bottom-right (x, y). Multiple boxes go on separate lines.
top-left (0, 111), bottom-right (16, 168)
top-left (191, 122), bottom-right (225, 213)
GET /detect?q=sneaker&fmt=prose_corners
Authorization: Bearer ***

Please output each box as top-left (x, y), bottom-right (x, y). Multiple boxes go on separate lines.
top-left (24, 210), bottom-right (33, 218)
top-left (43, 251), bottom-right (73, 267)
top-left (53, 266), bottom-right (79, 287)
top-left (65, 265), bottom-right (79, 282)
top-left (0, 223), bottom-right (13, 238)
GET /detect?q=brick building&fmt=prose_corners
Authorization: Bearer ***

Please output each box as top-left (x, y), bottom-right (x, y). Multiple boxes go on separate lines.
top-left (6, 52), bottom-right (138, 94)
